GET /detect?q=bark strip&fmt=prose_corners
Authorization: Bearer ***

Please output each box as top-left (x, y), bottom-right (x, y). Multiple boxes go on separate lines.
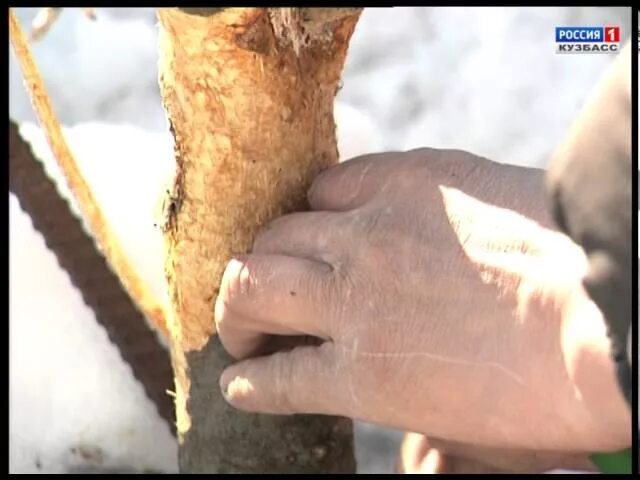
top-left (157, 7), bottom-right (361, 473)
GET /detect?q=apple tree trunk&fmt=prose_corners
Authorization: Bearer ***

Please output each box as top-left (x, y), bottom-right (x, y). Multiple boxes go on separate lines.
top-left (156, 7), bottom-right (361, 473)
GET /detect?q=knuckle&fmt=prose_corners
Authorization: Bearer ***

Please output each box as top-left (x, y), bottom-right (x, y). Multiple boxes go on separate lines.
top-left (222, 256), bottom-right (265, 305)
top-left (351, 208), bottom-right (394, 264)
top-left (362, 208), bottom-right (386, 240)
top-left (309, 155), bottom-right (381, 203)
top-left (300, 262), bottom-right (333, 300)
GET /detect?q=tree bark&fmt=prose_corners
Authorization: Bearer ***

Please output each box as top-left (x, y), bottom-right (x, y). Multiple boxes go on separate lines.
top-left (156, 7), bottom-right (361, 473)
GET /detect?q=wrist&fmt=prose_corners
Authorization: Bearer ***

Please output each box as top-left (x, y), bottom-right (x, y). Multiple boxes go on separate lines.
top-left (511, 226), bottom-right (630, 451)
top-left (547, 233), bottom-right (632, 451)
top-left (560, 272), bottom-right (631, 451)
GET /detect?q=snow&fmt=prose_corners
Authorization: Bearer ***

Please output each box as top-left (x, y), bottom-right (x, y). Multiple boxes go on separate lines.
top-left (339, 7), bottom-right (630, 167)
top-left (15, 122), bottom-right (175, 315)
top-left (9, 190), bottom-right (177, 474)
top-left (9, 6), bottom-right (631, 474)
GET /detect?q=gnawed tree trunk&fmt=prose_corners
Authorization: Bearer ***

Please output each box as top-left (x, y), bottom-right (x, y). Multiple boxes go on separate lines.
top-left (156, 7), bottom-right (362, 473)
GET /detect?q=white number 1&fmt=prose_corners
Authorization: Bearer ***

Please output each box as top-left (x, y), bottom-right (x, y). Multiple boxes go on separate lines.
top-left (606, 28), bottom-right (616, 42)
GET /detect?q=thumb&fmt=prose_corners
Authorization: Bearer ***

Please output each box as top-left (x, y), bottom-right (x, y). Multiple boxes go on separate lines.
top-left (219, 342), bottom-right (342, 416)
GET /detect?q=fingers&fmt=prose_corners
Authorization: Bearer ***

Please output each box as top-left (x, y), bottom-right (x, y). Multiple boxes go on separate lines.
top-left (308, 153), bottom-right (399, 211)
top-left (214, 304), bottom-right (323, 359)
top-left (212, 308), bottom-right (281, 360)
top-left (308, 148), bottom-right (482, 212)
top-left (253, 211), bottom-right (343, 260)
top-left (215, 255), bottom-right (335, 359)
top-left (397, 432), bottom-right (434, 473)
top-left (220, 342), bottom-right (343, 415)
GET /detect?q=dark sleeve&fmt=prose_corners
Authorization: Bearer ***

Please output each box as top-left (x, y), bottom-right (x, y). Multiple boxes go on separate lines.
top-left (546, 42), bottom-right (632, 407)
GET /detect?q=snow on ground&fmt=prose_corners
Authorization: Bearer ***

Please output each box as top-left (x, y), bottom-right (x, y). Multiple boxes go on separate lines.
top-left (9, 123), bottom-right (178, 474)
top-left (9, 7), bottom-right (631, 474)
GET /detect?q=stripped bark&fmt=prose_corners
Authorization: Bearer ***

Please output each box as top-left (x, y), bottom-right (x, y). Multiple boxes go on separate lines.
top-left (157, 7), bottom-right (361, 473)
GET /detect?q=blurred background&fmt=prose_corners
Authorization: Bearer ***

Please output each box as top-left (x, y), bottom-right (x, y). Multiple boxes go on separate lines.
top-left (9, 7), bottom-right (631, 474)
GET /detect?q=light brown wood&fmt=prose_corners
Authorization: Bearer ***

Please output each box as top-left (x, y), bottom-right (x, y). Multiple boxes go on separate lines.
top-left (157, 7), bottom-right (361, 472)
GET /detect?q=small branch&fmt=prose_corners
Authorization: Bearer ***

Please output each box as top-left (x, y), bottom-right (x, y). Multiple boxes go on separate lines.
top-left (9, 9), bottom-right (169, 339)
top-left (30, 7), bottom-right (97, 41)
top-left (30, 8), bottom-right (61, 41)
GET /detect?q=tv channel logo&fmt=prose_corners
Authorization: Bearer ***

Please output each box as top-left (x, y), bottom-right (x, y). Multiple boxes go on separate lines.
top-left (555, 26), bottom-right (620, 54)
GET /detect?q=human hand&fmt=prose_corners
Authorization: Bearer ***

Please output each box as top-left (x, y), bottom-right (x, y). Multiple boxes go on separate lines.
top-left (396, 432), bottom-right (596, 474)
top-left (215, 148), bottom-right (630, 453)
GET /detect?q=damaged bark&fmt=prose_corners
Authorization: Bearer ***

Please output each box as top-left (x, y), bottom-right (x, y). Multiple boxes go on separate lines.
top-left (156, 7), bottom-right (361, 473)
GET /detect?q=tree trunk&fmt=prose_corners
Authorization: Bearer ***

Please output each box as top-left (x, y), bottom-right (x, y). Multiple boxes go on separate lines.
top-left (156, 7), bottom-right (361, 473)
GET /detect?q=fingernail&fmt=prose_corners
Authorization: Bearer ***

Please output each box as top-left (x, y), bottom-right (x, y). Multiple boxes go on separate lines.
top-left (219, 368), bottom-right (232, 397)
top-left (220, 370), bottom-right (254, 402)
top-left (225, 256), bottom-right (245, 273)
top-left (230, 254), bottom-right (247, 263)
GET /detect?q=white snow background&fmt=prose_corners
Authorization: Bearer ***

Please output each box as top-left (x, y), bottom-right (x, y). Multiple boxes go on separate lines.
top-left (9, 7), bottom-right (631, 474)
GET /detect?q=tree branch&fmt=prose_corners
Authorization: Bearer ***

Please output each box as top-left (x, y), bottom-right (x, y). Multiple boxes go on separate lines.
top-left (9, 9), bottom-right (169, 338)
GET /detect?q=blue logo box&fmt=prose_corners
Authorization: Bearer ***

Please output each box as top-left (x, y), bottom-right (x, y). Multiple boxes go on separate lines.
top-left (556, 27), bottom-right (604, 42)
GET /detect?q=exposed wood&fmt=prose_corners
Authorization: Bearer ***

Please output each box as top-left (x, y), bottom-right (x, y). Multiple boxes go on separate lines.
top-left (157, 7), bottom-right (361, 473)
